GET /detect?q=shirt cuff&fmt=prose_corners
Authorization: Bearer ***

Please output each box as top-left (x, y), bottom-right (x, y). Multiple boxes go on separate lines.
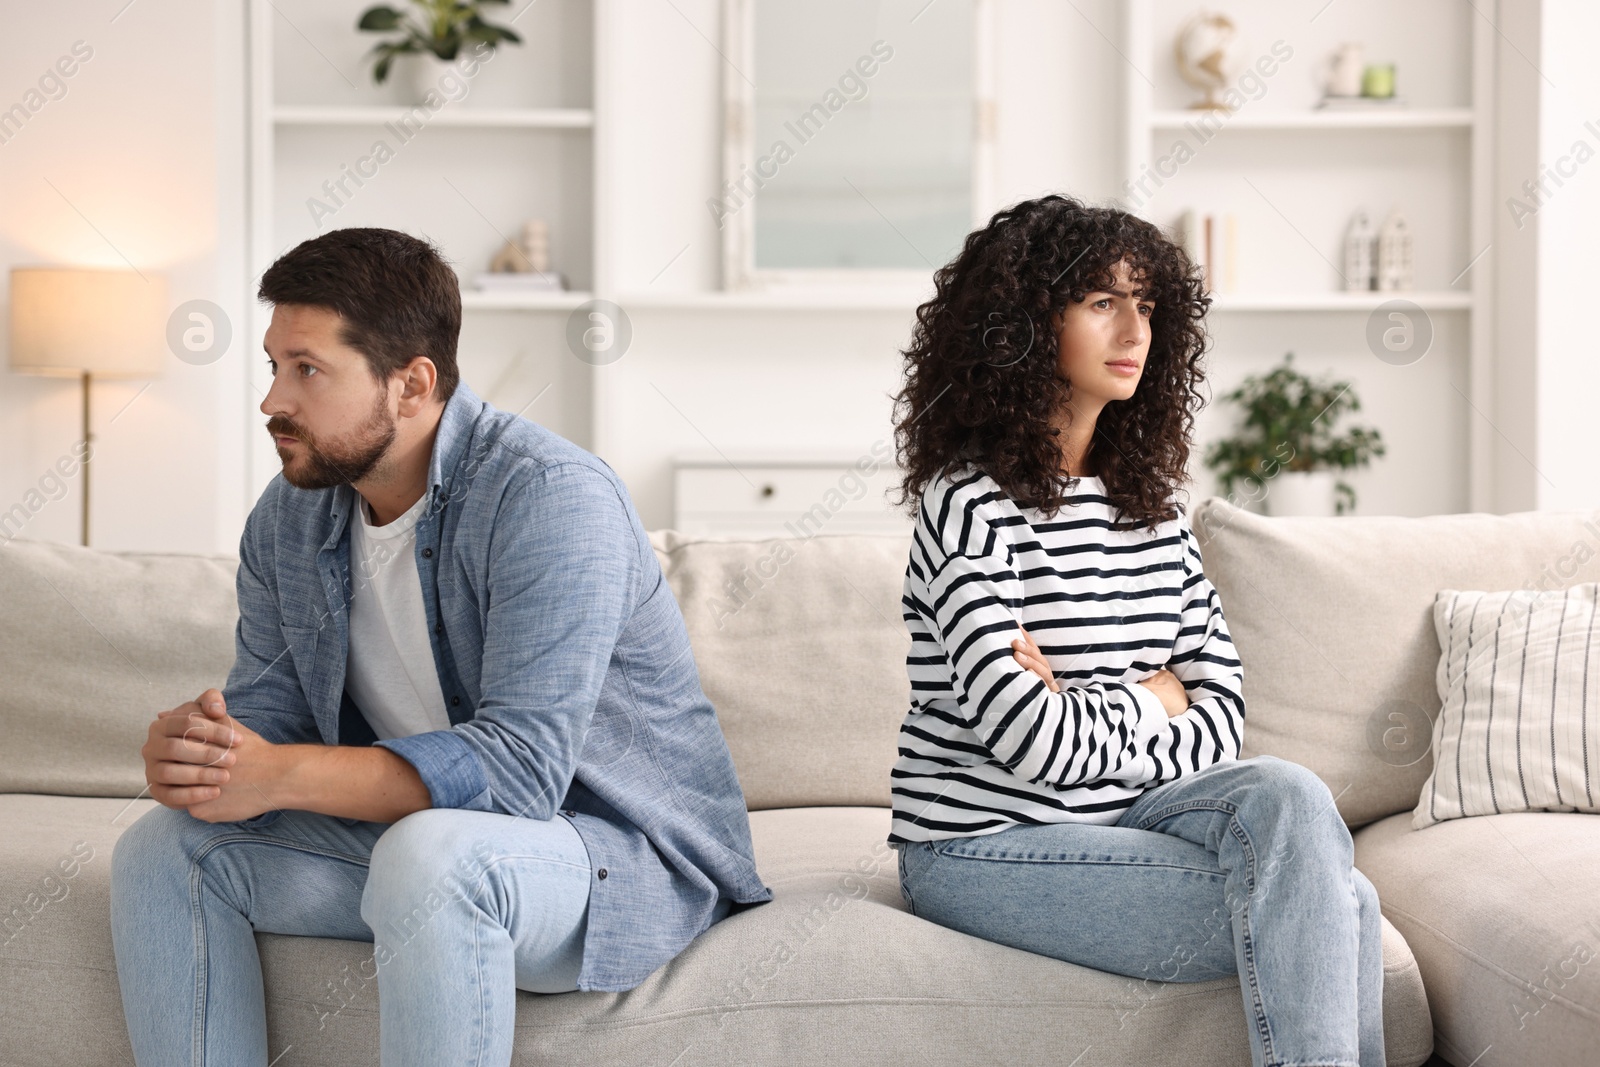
top-left (374, 728), bottom-right (488, 811)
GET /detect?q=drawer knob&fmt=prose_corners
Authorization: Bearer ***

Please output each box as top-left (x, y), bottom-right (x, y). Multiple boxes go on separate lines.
top-left (759, 484), bottom-right (776, 499)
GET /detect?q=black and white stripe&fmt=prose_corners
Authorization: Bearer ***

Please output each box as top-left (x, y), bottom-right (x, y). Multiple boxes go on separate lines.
top-left (889, 467), bottom-right (1246, 843)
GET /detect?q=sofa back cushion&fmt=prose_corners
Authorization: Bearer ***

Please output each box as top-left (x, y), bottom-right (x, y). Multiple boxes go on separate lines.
top-left (1192, 498), bottom-right (1600, 828)
top-left (20, 499), bottom-right (1595, 826)
top-left (650, 531), bottom-right (912, 810)
top-left (0, 538), bottom-right (239, 797)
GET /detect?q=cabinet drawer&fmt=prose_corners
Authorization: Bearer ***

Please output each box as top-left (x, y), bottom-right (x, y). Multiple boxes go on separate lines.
top-left (673, 463), bottom-right (910, 538)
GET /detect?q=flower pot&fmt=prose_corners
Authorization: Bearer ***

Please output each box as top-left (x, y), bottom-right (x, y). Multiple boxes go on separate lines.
top-left (405, 53), bottom-right (457, 106)
top-left (1264, 470), bottom-right (1338, 517)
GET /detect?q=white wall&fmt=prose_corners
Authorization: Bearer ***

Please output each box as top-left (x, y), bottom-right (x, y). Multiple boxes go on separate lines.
top-left (599, 0), bottom-right (1494, 527)
top-left (0, 0), bottom-right (248, 555)
top-left (0, 0), bottom-right (1590, 555)
top-left (601, 0), bottom-right (1132, 528)
top-left (1531, 0), bottom-right (1600, 511)
top-left (1489, 0), bottom-right (1600, 514)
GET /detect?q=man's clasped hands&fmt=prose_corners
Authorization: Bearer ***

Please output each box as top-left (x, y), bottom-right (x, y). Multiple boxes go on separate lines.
top-left (140, 689), bottom-right (284, 823)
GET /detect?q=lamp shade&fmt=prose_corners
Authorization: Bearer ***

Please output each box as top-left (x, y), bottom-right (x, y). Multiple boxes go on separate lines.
top-left (9, 267), bottom-right (167, 378)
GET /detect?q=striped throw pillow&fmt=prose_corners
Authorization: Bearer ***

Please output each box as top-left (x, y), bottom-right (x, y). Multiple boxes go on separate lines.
top-left (1413, 582), bottom-right (1600, 829)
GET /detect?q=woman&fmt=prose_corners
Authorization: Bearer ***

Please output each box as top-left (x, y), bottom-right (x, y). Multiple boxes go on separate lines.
top-left (888, 194), bottom-right (1383, 1067)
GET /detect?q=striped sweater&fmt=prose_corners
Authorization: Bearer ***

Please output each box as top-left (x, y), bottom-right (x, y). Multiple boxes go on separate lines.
top-left (888, 466), bottom-right (1246, 843)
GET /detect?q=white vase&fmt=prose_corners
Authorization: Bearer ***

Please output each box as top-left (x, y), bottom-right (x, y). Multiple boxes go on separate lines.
top-left (1265, 470), bottom-right (1338, 517)
top-left (405, 53), bottom-right (455, 106)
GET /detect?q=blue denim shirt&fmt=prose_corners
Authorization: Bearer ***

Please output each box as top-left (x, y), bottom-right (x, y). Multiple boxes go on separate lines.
top-left (221, 379), bottom-right (772, 992)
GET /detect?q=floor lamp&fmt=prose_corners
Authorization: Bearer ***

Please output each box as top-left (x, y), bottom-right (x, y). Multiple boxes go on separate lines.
top-left (8, 268), bottom-right (166, 547)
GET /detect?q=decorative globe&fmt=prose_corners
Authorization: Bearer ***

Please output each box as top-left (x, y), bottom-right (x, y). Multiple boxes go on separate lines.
top-left (1174, 12), bottom-right (1245, 112)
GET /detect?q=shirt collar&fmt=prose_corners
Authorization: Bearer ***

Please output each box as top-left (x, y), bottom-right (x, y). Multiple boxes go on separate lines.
top-left (321, 377), bottom-right (487, 545)
top-left (424, 376), bottom-right (487, 508)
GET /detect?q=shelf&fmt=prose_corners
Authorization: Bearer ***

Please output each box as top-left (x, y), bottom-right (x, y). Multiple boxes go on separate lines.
top-left (1149, 108), bottom-right (1473, 131)
top-left (460, 288), bottom-right (591, 311)
top-left (674, 449), bottom-right (894, 468)
top-left (614, 290), bottom-right (1469, 313)
top-left (617, 289), bottom-right (931, 311)
top-left (1207, 291), bottom-right (1472, 312)
top-left (273, 106), bottom-right (595, 129)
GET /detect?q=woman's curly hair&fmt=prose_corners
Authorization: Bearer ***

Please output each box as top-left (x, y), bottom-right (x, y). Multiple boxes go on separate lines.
top-left (891, 194), bottom-right (1212, 530)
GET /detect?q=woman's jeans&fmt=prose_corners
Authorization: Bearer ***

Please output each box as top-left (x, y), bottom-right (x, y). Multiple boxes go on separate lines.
top-left (894, 755), bottom-right (1385, 1067)
top-left (110, 804), bottom-right (597, 1067)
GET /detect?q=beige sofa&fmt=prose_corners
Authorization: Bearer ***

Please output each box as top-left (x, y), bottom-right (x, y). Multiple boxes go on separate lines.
top-left (2, 496), bottom-right (1597, 1066)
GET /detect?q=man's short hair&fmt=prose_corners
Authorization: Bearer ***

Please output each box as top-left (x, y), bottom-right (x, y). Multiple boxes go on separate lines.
top-left (258, 228), bottom-right (461, 404)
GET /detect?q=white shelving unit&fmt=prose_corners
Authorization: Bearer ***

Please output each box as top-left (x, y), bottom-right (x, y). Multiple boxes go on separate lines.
top-left (615, 289), bottom-right (932, 312)
top-left (273, 105), bottom-right (595, 129)
top-left (1148, 107), bottom-right (1473, 130)
top-left (1207, 291), bottom-right (1473, 313)
top-left (238, 2), bottom-right (1497, 526)
top-left (1121, 0), bottom-right (1495, 512)
top-left (245, 0), bottom-right (609, 498)
top-left (458, 289), bottom-right (593, 311)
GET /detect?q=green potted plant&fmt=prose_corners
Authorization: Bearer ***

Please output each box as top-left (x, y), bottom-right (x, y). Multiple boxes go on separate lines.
top-left (1203, 351), bottom-right (1386, 516)
top-left (357, 0), bottom-right (522, 100)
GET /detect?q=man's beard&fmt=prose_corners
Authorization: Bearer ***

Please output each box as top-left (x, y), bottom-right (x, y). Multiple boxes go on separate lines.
top-left (267, 391), bottom-right (396, 491)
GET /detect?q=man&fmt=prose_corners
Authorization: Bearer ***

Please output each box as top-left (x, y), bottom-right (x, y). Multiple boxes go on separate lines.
top-left (110, 228), bottom-right (771, 1066)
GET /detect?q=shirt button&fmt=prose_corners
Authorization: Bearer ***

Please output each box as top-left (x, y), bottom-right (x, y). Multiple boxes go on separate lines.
top-left (421, 548), bottom-right (433, 558)
top-left (434, 624), bottom-right (443, 634)
top-left (450, 696), bottom-right (460, 707)
top-left (597, 868), bottom-right (608, 880)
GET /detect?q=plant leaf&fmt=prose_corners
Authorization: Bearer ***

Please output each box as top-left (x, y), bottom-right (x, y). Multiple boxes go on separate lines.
top-left (357, 5), bottom-right (406, 31)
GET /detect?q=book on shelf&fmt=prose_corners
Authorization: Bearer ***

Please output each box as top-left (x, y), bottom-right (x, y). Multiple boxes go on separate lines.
top-left (1177, 209), bottom-right (1236, 294)
top-left (472, 272), bottom-right (569, 292)
top-left (1313, 95), bottom-right (1409, 109)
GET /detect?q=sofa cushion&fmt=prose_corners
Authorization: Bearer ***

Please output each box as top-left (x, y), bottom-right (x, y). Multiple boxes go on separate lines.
top-left (1192, 498), bottom-right (1600, 828)
top-left (0, 540), bottom-right (238, 797)
top-left (0, 795), bottom-right (152, 1064)
top-left (2, 794), bottom-right (1434, 1067)
top-left (1415, 582), bottom-right (1600, 829)
top-left (1353, 809), bottom-right (1600, 1067)
top-left (650, 531), bottom-right (913, 809)
top-left (0, 527), bottom-right (920, 812)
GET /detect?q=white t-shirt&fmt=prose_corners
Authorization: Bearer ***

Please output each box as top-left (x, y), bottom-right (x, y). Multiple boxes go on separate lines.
top-left (344, 492), bottom-right (452, 741)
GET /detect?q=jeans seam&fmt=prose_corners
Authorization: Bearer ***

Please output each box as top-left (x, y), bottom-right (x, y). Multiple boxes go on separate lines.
top-left (1132, 798), bottom-right (1279, 1065)
top-left (186, 831), bottom-right (375, 1066)
top-left (472, 874), bottom-right (488, 1067)
top-left (897, 848), bottom-right (920, 916)
top-left (191, 831), bottom-right (378, 870)
top-left (189, 861), bottom-right (205, 1067)
top-left (925, 848), bottom-right (1220, 874)
top-left (1227, 812), bottom-right (1276, 1065)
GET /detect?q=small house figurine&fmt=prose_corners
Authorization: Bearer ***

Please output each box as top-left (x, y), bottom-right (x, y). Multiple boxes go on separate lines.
top-left (489, 219), bottom-right (551, 274)
top-left (476, 218), bottom-right (566, 291)
top-left (1343, 210), bottom-right (1376, 291)
top-left (1377, 212), bottom-right (1413, 291)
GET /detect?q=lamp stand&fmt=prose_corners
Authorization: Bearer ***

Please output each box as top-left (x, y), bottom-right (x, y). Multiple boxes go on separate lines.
top-left (81, 370), bottom-right (92, 548)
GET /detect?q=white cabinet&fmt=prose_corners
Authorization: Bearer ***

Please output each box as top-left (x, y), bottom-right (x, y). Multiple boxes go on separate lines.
top-left (672, 455), bottom-right (911, 539)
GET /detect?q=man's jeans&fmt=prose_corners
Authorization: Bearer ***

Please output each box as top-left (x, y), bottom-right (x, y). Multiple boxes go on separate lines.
top-left (111, 805), bottom-right (612, 1066)
top-left (894, 755), bottom-right (1384, 1067)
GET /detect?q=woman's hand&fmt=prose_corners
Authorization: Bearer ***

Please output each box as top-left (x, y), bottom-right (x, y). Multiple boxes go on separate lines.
top-left (1014, 626), bottom-right (1188, 719)
top-left (1012, 626), bottom-right (1060, 692)
top-left (1138, 669), bottom-right (1190, 718)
